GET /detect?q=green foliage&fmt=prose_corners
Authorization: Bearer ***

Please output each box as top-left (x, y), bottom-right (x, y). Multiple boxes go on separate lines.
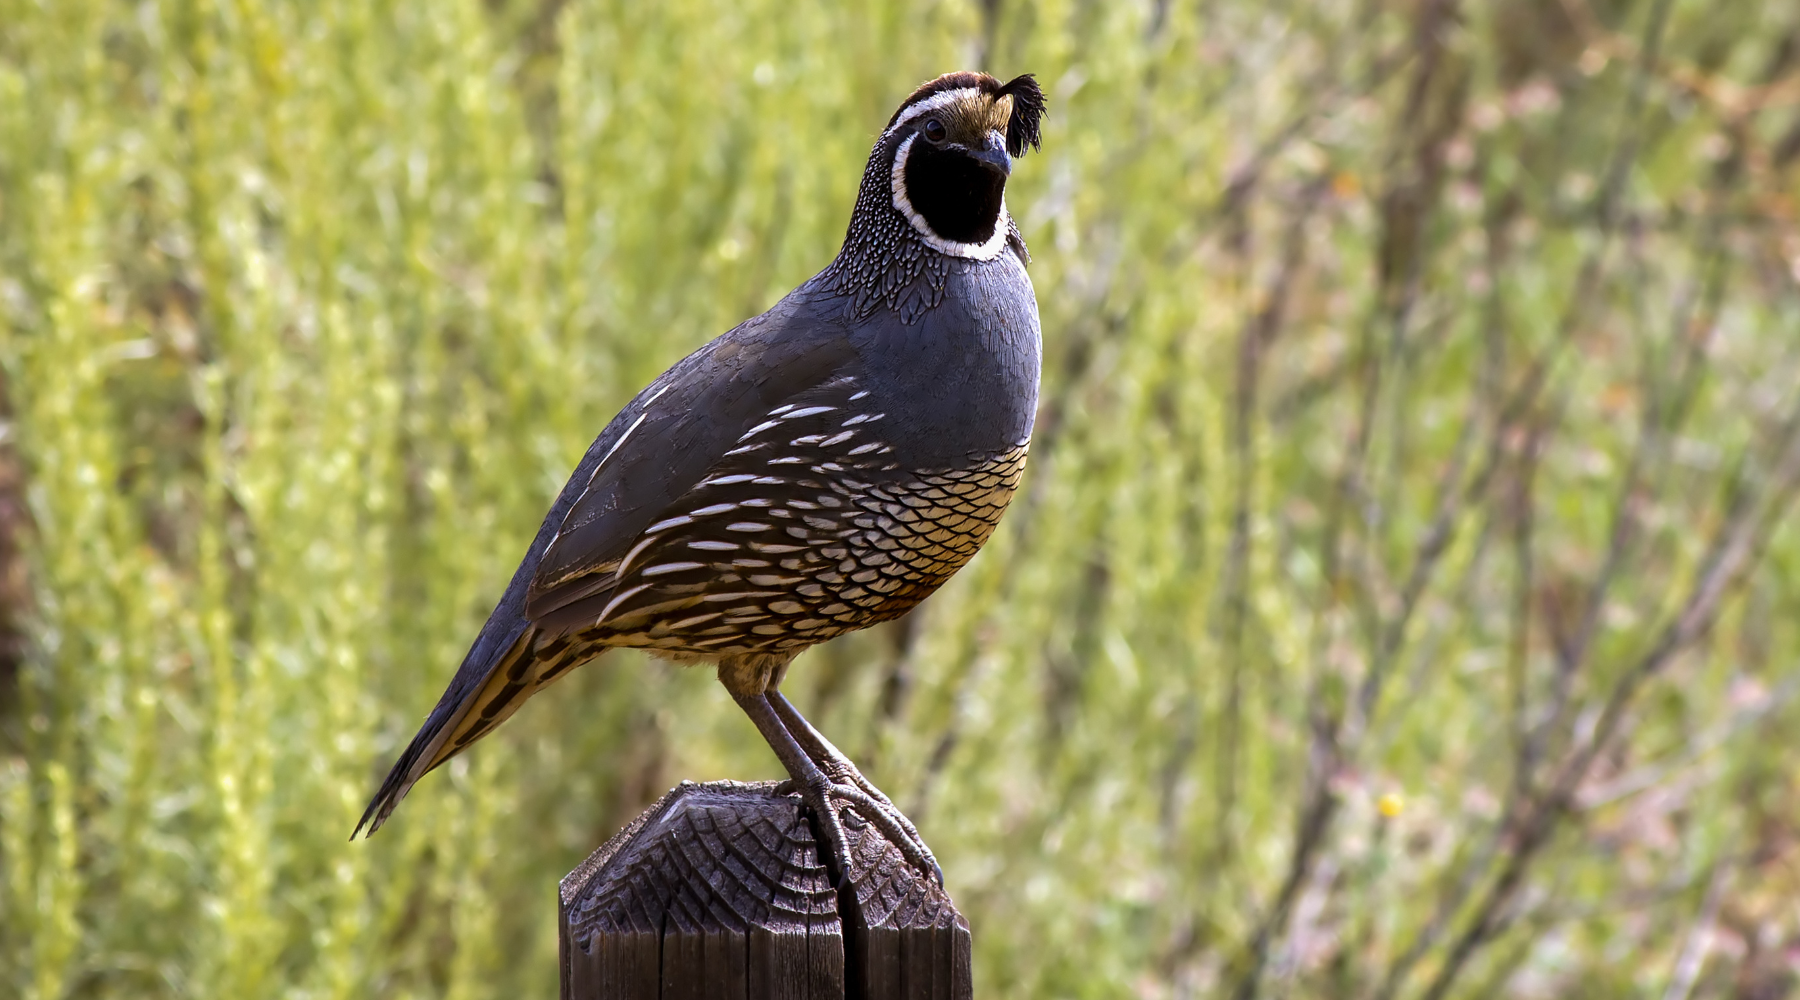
top-left (4, 0), bottom-right (1800, 996)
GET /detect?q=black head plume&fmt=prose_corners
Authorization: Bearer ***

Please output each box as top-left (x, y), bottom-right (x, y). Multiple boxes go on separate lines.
top-left (995, 74), bottom-right (1045, 157)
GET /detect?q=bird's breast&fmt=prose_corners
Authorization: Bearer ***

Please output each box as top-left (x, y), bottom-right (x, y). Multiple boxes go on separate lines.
top-left (851, 254), bottom-right (1041, 470)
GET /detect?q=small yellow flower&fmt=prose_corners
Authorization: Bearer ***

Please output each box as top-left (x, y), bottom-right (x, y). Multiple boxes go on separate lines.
top-left (1377, 792), bottom-right (1405, 819)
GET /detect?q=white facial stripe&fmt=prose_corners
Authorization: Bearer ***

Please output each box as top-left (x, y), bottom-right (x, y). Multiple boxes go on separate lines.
top-left (885, 87), bottom-right (984, 136)
top-left (889, 132), bottom-right (1011, 261)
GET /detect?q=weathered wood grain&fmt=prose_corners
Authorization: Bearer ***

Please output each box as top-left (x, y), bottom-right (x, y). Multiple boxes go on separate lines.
top-left (559, 780), bottom-right (969, 999)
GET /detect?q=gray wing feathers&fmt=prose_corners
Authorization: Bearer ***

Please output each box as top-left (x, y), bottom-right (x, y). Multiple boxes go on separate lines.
top-left (357, 288), bottom-right (853, 837)
top-left (525, 302), bottom-right (855, 624)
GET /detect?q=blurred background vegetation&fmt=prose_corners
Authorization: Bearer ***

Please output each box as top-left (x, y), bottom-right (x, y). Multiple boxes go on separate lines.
top-left (4, 0), bottom-right (1800, 996)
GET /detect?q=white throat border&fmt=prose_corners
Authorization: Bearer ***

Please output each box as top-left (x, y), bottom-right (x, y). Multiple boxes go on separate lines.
top-left (889, 132), bottom-right (1011, 262)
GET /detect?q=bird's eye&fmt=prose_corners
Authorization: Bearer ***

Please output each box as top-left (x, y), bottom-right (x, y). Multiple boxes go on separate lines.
top-left (921, 118), bottom-right (947, 143)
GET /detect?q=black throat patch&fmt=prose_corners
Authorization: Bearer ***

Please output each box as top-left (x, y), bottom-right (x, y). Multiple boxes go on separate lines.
top-left (902, 141), bottom-right (1005, 246)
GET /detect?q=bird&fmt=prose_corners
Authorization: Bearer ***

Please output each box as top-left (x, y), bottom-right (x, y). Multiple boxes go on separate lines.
top-left (354, 71), bottom-right (1047, 885)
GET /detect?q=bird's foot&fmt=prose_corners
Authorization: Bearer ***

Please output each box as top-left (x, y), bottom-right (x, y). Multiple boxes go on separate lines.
top-left (764, 689), bottom-right (943, 886)
top-left (816, 760), bottom-right (943, 888)
top-left (776, 776), bottom-right (943, 888)
top-left (729, 685), bottom-right (942, 887)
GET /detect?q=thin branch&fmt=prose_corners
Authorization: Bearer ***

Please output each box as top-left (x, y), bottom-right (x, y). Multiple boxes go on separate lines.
top-left (1216, 175), bottom-right (1332, 859)
top-left (1660, 860), bottom-right (1733, 1000)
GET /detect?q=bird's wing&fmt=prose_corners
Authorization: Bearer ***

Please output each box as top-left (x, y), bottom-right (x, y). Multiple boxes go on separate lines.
top-left (518, 369), bottom-right (916, 651)
top-left (406, 367), bottom-right (882, 780)
top-left (521, 368), bottom-right (896, 632)
top-left (523, 332), bottom-right (855, 625)
top-left (354, 294), bottom-right (854, 838)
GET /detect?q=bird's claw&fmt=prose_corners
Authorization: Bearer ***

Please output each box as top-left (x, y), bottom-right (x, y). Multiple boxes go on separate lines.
top-left (775, 777), bottom-right (944, 888)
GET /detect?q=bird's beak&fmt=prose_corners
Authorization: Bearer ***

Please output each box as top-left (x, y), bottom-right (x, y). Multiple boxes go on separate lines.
top-left (971, 132), bottom-right (1012, 177)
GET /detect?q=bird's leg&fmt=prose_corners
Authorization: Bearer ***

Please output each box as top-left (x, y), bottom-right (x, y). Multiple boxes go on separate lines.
top-left (727, 688), bottom-right (857, 887)
top-left (719, 655), bottom-right (939, 886)
top-left (768, 688), bottom-right (942, 886)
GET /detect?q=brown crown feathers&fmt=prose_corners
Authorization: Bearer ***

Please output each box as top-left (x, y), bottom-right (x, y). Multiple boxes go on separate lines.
top-left (887, 72), bottom-right (1046, 158)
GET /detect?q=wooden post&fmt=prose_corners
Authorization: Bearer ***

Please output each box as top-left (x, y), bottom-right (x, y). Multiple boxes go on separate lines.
top-left (559, 780), bottom-right (972, 1000)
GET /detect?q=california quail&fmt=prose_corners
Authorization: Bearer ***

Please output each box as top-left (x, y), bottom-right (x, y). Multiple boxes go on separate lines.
top-left (355, 71), bottom-right (1047, 884)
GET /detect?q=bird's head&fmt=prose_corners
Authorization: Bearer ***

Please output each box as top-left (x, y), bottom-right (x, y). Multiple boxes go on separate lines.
top-left (874, 71), bottom-right (1046, 260)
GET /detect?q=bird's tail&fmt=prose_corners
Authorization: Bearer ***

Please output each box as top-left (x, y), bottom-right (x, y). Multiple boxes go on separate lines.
top-left (352, 625), bottom-right (597, 838)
